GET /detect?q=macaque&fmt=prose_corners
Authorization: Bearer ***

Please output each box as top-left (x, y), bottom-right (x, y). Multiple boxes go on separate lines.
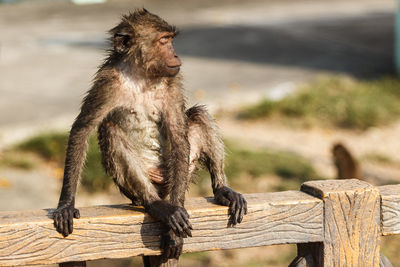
top-left (332, 143), bottom-right (361, 179)
top-left (53, 9), bottom-right (247, 260)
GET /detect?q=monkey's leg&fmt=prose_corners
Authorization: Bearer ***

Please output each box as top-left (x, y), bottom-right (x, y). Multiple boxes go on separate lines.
top-left (186, 105), bottom-right (247, 226)
top-left (98, 123), bottom-right (191, 261)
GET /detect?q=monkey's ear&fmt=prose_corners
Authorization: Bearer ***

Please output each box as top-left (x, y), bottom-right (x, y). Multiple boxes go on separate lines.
top-left (113, 32), bottom-right (133, 54)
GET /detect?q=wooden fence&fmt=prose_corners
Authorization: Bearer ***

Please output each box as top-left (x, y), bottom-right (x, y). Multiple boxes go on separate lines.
top-left (0, 179), bottom-right (399, 267)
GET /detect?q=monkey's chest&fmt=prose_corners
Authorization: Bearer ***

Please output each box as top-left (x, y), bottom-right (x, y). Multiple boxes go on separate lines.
top-left (114, 83), bottom-right (166, 165)
top-left (129, 107), bottom-right (163, 149)
top-left (111, 103), bottom-right (165, 165)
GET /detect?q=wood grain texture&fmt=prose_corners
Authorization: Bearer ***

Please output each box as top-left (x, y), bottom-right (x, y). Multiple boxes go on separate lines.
top-left (379, 184), bottom-right (400, 235)
top-left (0, 192), bottom-right (323, 266)
top-left (301, 179), bottom-right (381, 267)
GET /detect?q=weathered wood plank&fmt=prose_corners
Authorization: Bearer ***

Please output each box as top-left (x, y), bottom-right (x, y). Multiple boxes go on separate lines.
top-left (301, 179), bottom-right (381, 267)
top-left (0, 192), bottom-right (323, 266)
top-left (379, 184), bottom-right (400, 235)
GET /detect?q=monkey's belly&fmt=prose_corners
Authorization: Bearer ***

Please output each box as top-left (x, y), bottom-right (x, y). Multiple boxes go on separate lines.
top-left (129, 120), bottom-right (163, 160)
top-left (101, 106), bottom-right (166, 184)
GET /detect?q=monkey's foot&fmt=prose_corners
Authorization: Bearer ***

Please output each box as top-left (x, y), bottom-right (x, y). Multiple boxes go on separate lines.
top-left (53, 205), bottom-right (80, 237)
top-left (214, 186), bottom-right (248, 226)
top-left (161, 230), bottom-right (184, 260)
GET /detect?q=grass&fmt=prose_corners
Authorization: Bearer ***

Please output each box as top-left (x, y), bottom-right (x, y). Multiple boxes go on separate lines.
top-left (0, 151), bottom-right (36, 170)
top-left (81, 135), bottom-right (112, 192)
top-left (2, 132), bottom-right (322, 194)
top-left (7, 132), bottom-right (111, 193)
top-left (362, 152), bottom-right (395, 165)
top-left (238, 76), bottom-right (400, 130)
top-left (195, 140), bottom-right (323, 194)
top-left (16, 132), bottom-right (69, 162)
top-left (225, 141), bottom-right (320, 181)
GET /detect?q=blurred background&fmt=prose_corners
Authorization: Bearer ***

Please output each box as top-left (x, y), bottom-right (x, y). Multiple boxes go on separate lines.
top-left (0, 0), bottom-right (399, 266)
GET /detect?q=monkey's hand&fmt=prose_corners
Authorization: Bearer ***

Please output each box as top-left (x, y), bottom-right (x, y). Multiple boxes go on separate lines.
top-left (53, 204), bottom-right (80, 237)
top-left (214, 186), bottom-right (247, 226)
top-left (147, 200), bottom-right (192, 238)
top-left (161, 229), bottom-right (184, 260)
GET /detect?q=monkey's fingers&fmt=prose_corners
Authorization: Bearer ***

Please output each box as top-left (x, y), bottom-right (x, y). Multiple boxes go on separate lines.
top-left (177, 212), bottom-right (192, 237)
top-left (182, 225), bottom-right (192, 237)
top-left (233, 193), bottom-right (241, 225)
top-left (163, 246), bottom-right (172, 260)
top-left (179, 209), bottom-right (192, 236)
top-left (68, 209), bottom-right (74, 234)
top-left (180, 206), bottom-right (190, 220)
top-left (160, 235), bottom-right (168, 250)
top-left (174, 245), bottom-right (182, 259)
top-left (244, 197), bottom-right (248, 215)
top-left (181, 209), bottom-right (192, 228)
top-left (237, 194), bottom-right (246, 224)
top-left (62, 210), bottom-right (70, 237)
top-left (228, 199), bottom-right (238, 227)
top-left (161, 239), bottom-right (168, 259)
top-left (170, 246), bottom-right (177, 259)
top-left (169, 216), bottom-right (187, 238)
top-left (73, 208), bottom-right (80, 219)
top-left (53, 213), bottom-right (61, 232)
top-left (162, 239), bottom-right (175, 259)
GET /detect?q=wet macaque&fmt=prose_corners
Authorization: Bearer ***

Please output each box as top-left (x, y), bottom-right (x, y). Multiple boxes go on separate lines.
top-left (53, 9), bottom-right (247, 260)
top-left (332, 143), bottom-right (362, 179)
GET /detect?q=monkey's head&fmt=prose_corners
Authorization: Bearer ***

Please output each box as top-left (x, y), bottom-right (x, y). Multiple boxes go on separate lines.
top-left (110, 9), bottom-right (181, 78)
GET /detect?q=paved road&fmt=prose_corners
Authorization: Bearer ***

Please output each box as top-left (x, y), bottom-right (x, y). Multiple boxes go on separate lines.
top-left (0, 0), bottom-right (395, 147)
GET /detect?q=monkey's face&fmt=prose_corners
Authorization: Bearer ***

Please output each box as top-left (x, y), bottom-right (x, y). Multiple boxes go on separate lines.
top-left (147, 32), bottom-right (181, 78)
top-left (113, 30), bottom-right (181, 78)
top-left (110, 10), bottom-right (182, 78)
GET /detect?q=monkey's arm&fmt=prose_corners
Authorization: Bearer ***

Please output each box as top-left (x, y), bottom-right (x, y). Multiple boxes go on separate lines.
top-left (188, 105), bottom-right (247, 227)
top-left (163, 96), bottom-right (191, 207)
top-left (54, 81), bottom-right (116, 237)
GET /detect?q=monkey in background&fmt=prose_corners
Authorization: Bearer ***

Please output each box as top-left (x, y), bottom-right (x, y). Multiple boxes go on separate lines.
top-left (332, 143), bottom-right (362, 179)
top-left (53, 9), bottom-right (247, 260)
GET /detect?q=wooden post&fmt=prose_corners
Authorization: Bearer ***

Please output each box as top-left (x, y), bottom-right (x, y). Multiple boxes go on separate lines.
top-left (291, 179), bottom-right (381, 267)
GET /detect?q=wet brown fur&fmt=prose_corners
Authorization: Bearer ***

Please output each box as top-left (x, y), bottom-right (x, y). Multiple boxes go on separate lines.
top-left (56, 9), bottom-right (197, 209)
top-left (53, 9), bottom-right (246, 260)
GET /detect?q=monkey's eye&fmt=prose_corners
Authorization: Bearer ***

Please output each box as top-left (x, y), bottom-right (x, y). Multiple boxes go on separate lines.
top-left (159, 37), bottom-right (169, 45)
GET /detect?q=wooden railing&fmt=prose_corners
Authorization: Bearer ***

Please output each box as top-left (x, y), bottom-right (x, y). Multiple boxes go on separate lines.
top-left (0, 179), bottom-right (399, 266)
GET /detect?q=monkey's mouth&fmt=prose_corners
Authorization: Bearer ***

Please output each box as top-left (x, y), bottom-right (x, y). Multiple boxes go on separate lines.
top-left (167, 65), bottom-right (181, 70)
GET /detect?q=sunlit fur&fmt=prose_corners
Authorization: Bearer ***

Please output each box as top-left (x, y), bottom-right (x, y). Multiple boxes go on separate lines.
top-left (54, 9), bottom-right (246, 261)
